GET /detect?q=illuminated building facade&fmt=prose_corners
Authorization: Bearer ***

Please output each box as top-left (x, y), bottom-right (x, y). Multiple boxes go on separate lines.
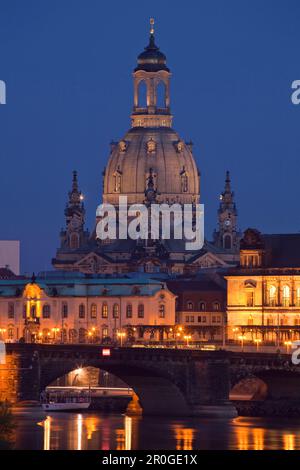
top-left (167, 275), bottom-right (226, 344)
top-left (226, 228), bottom-right (300, 346)
top-left (0, 272), bottom-right (176, 344)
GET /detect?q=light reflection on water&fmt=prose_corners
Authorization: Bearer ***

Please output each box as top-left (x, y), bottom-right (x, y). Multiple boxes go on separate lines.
top-left (12, 410), bottom-right (300, 450)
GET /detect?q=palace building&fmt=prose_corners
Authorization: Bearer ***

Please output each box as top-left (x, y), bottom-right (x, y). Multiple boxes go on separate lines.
top-left (52, 22), bottom-right (241, 276)
top-left (226, 228), bottom-right (300, 346)
top-left (0, 272), bottom-right (176, 344)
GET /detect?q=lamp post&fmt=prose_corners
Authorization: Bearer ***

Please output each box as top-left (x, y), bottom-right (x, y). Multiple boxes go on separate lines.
top-left (254, 338), bottom-right (262, 352)
top-left (117, 331), bottom-right (126, 347)
top-left (52, 327), bottom-right (60, 343)
top-left (284, 340), bottom-right (292, 354)
top-left (184, 334), bottom-right (191, 348)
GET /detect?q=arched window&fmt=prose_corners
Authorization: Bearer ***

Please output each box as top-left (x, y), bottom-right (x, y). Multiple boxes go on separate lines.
top-left (113, 303), bottom-right (119, 318)
top-left (156, 81), bottom-right (166, 108)
top-left (283, 285), bottom-right (290, 307)
top-left (70, 233), bottom-right (79, 250)
top-left (102, 303), bottom-right (108, 318)
top-left (62, 302), bottom-right (68, 318)
top-left (90, 303), bottom-right (97, 319)
top-left (69, 329), bottom-right (77, 343)
top-left (42, 304), bottom-right (51, 318)
top-left (246, 291), bottom-right (254, 307)
top-left (8, 302), bottom-right (14, 319)
top-left (79, 304), bottom-right (85, 319)
top-left (8, 327), bottom-right (14, 340)
top-left (199, 302), bottom-right (206, 311)
top-left (138, 304), bottom-right (144, 318)
top-left (223, 234), bottom-right (232, 250)
top-left (138, 80), bottom-right (147, 107)
top-left (159, 304), bottom-right (165, 318)
top-left (213, 302), bottom-right (220, 311)
top-left (102, 326), bottom-right (109, 339)
top-left (269, 285), bottom-right (276, 306)
top-left (126, 304), bottom-right (132, 318)
top-left (187, 301), bottom-right (193, 311)
top-left (30, 305), bottom-right (36, 318)
top-left (79, 328), bottom-right (87, 343)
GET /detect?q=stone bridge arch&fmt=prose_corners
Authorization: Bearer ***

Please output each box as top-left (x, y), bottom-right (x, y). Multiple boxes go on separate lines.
top-left (39, 355), bottom-right (191, 416)
top-left (1, 344), bottom-right (237, 418)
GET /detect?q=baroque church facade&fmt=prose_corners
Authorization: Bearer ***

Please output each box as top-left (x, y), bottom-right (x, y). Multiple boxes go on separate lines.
top-left (52, 24), bottom-right (241, 275)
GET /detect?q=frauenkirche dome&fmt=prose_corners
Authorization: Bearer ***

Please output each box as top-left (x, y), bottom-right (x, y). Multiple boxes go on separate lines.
top-left (103, 19), bottom-right (200, 207)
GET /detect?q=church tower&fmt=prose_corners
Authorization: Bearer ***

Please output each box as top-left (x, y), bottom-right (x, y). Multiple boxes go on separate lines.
top-left (213, 171), bottom-right (240, 251)
top-left (102, 19), bottom-right (200, 208)
top-left (58, 171), bottom-right (89, 252)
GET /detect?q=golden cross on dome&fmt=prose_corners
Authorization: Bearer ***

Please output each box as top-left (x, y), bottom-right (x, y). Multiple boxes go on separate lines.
top-left (150, 18), bottom-right (155, 35)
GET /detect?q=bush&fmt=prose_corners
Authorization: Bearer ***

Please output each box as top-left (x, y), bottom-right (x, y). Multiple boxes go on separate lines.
top-left (0, 401), bottom-right (15, 449)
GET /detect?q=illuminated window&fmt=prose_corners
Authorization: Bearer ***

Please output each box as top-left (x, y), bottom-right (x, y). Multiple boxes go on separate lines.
top-left (280, 315), bottom-right (288, 326)
top-left (294, 316), bottom-right (300, 326)
top-left (62, 302), bottom-right (68, 318)
top-left (79, 304), bottom-right (85, 319)
top-left (42, 304), bottom-right (51, 318)
top-left (102, 303), bottom-right (108, 318)
top-left (90, 304), bottom-right (97, 319)
top-left (248, 315), bottom-right (253, 325)
top-left (187, 301), bottom-right (193, 310)
top-left (199, 302), bottom-right (206, 311)
top-left (213, 302), bottom-right (220, 311)
top-left (283, 285), bottom-right (290, 307)
top-left (297, 287), bottom-right (300, 307)
top-left (8, 302), bottom-right (14, 319)
top-left (269, 285), bottom-right (276, 306)
top-left (8, 328), bottom-right (14, 340)
top-left (159, 304), bottom-right (165, 318)
top-left (113, 303), bottom-right (119, 318)
top-left (138, 304), bottom-right (144, 318)
top-left (102, 327), bottom-right (108, 339)
top-left (126, 304), bottom-right (132, 318)
top-left (267, 316), bottom-right (274, 326)
top-left (246, 291), bottom-right (254, 307)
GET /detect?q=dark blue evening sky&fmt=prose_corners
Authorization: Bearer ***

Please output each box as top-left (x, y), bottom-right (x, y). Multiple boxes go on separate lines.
top-left (0, 0), bottom-right (299, 273)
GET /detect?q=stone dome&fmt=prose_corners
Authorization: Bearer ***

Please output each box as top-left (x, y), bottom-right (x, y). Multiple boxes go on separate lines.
top-left (103, 127), bottom-right (200, 206)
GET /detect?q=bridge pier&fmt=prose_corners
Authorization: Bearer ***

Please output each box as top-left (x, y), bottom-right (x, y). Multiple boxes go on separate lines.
top-left (0, 345), bottom-right (40, 403)
top-left (190, 356), bottom-right (238, 418)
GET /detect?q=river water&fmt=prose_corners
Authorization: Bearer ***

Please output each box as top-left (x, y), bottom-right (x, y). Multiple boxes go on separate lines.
top-left (9, 409), bottom-right (300, 450)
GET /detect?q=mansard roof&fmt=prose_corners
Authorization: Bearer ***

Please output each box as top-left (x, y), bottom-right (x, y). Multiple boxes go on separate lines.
top-left (0, 272), bottom-right (171, 298)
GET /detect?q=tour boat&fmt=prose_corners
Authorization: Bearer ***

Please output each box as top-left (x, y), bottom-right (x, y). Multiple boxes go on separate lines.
top-left (42, 401), bottom-right (90, 411)
top-left (41, 391), bottom-right (91, 412)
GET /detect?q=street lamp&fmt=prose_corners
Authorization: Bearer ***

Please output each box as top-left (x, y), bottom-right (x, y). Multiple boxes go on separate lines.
top-left (184, 335), bottom-right (191, 347)
top-left (52, 327), bottom-right (60, 343)
top-left (254, 338), bottom-right (262, 351)
top-left (284, 340), bottom-right (292, 354)
top-left (117, 331), bottom-right (126, 347)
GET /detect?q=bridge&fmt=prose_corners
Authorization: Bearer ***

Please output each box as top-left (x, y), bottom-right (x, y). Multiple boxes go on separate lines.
top-left (0, 344), bottom-right (299, 417)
